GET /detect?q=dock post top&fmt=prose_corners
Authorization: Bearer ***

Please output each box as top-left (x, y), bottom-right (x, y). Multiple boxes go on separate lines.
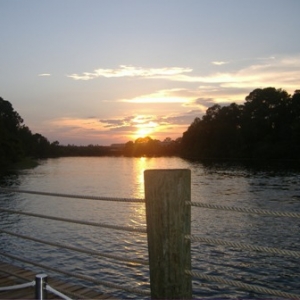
top-left (35, 273), bottom-right (48, 300)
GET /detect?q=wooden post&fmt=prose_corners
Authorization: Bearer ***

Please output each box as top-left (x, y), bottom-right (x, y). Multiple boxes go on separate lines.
top-left (144, 169), bottom-right (192, 299)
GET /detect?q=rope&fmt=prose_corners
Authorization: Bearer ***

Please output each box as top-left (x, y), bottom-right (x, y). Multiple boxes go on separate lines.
top-left (3, 188), bottom-right (299, 218)
top-left (187, 201), bottom-right (300, 218)
top-left (0, 281), bottom-right (35, 292)
top-left (46, 285), bottom-right (73, 300)
top-left (0, 229), bottom-right (148, 265)
top-left (0, 208), bottom-right (147, 234)
top-left (2, 188), bottom-right (299, 298)
top-left (186, 235), bottom-right (300, 258)
top-left (0, 188), bottom-right (144, 203)
top-left (0, 251), bottom-right (151, 297)
top-left (185, 270), bottom-right (300, 299)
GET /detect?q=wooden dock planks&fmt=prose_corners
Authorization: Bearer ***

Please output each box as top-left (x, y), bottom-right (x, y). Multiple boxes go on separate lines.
top-left (0, 261), bottom-right (117, 299)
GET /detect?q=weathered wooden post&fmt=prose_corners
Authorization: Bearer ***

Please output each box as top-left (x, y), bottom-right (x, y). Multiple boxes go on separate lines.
top-left (144, 169), bottom-right (192, 299)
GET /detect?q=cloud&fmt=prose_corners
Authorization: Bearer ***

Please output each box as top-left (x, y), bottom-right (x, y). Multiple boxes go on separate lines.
top-left (212, 61), bottom-right (229, 65)
top-left (100, 115), bottom-right (158, 131)
top-left (120, 89), bottom-right (191, 104)
top-left (49, 117), bottom-right (104, 132)
top-left (190, 97), bottom-right (215, 106)
top-left (99, 117), bottom-right (132, 129)
top-left (163, 110), bottom-right (204, 125)
top-left (38, 54), bottom-right (300, 145)
top-left (99, 111), bottom-right (204, 133)
top-left (214, 56), bottom-right (298, 91)
top-left (67, 65), bottom-right (192, 80)
top-left (117, 86), bottom-right (240, 110)
top-left (66, 55), bottom-right (299, 129)
top-left (171, 54), bottom-right (300, 103)
top-left (38, 73), bottom-right (51, 76)
top-left (118, 86), bottom-right (234, 110)
top-left (42, 109), bottom-right (208, 145)
top-left (66, 55), bottom-right (300, 96)
top-left (219, 55), bottom-right (300, 91)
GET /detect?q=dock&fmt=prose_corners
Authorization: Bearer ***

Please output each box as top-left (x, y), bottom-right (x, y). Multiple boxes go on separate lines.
top-left (0, 261), bottom-right (117, 299)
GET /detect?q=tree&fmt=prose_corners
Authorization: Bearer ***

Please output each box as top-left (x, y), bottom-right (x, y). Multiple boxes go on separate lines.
top-left (288, 90), bottom-right (300, 155)
top-left (180, 87), bottom-right (299, 160)
top-left (0, 97), bottom-right (24, 133)
top-left (0, 97), bottom-right (24, 165)
top-left (241, 87), bottom-right (292, 158)
top-left (0, 97), bottom-right (58, 167)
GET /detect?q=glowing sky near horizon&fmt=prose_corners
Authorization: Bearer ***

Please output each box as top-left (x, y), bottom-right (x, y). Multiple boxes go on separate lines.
top-left (1, 0), bottom-right (300, 145)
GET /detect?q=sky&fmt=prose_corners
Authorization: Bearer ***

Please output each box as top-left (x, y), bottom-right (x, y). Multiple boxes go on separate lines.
top-left (1, 0), bottom-right (300, 146)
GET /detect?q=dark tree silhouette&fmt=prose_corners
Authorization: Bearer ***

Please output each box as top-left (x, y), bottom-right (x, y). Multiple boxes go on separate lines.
top-left (181, 87), bottom-right (300, 160)
top-left (0, 97), bottom-right (25, 165)
top-left (0, 97), bottom-right (55, 167)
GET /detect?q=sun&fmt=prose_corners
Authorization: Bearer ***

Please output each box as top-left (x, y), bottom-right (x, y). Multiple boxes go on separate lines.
top-left (136, 127), bottom-right (153, 138)
top-left (131, 119), bottom-right (159, 140)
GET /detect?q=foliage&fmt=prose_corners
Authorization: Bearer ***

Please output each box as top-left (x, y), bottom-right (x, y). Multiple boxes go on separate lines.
top-left (53, 144), bottom-right (112, 156)
top-left (123, 137), bottom-right (180, 157)
top-left (0, 97), bottom-right (55, 168)
top-left (181, 87), bottom-right (300, 160)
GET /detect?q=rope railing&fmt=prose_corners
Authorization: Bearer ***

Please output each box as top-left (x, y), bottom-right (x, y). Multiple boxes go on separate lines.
top-left (0, 281), bottom-right (35, 292)
top-left (0, 207), bottom-right (147, 234)
top-left (187, 201), bottom-right (300, 218)
top-left (0, 251), bottom-right (151, 297)
top-left (46, 285), bottom-right (73, 300)
top-left (186, 234), bottom-right (300, 258)
top-left (186, 202), bottom-right (300, 298)
top-left (1, 174), bottom-right (299, 299)
top-left (0, 229), bottom-right (148, 265)
top-left (0, 188), bottom-right (150, 298)
top-left (2, 187), bottom-right (299, 219)
top-left (185, 270), bottom-right (300, 299)
top-left (0, 188), bottom-right (144, 203)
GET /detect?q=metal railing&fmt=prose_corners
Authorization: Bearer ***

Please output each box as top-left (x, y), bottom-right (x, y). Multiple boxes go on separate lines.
top-left (0, 169), bottom-right (300, 299)
top-left (0, 273), bottom-right (72, 300)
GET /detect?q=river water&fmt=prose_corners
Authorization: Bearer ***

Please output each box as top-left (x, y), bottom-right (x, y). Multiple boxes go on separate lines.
top-left (0, 156), bottom-right (299, 298)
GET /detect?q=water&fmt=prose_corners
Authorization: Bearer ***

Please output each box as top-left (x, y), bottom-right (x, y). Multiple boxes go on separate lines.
top-left (0, 157), bottom-right (300, 298)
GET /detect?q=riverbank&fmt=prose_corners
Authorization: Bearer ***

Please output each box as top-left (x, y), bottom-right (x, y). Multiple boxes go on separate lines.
top-left (0, 157), bottom-right (40, 177)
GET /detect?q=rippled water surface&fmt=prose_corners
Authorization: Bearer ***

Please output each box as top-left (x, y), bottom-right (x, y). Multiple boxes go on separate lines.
top-left (0, 157), bottom-right (300, 298)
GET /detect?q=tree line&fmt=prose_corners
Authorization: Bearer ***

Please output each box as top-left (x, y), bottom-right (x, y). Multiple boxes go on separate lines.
top-left (0, 96), bottom-right (120, 168)
top-left (123, 136), bottom-right (181, 157)
top-left (0, 97), bottom-right (58, 168)
top-left (0, 96), bottom-right (179, 168)
top-left (180, 87), bottom-right (300, 160)
top-left (1, 87), bottom-right (300, 168)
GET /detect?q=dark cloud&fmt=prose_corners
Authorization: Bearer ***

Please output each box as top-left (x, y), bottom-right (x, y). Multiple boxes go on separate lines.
top-left (100, 119), bottom-right (123, 124)
top-left (165, 110), bottom-right (203, 125)
top-left (99, 118), bottom-right (128, 128)
top-left (97, 111), bottom-right (206, 135)
top-left (107, 125), bottom-right (136, 132)
top-left (194, 97), bottom-right (214, 105)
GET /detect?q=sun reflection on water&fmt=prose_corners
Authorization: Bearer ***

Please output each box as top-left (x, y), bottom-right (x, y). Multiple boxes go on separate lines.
top-left (127, 157), bottom-right (148, 228)
top-left (133, 157), bottom-right (148, 199)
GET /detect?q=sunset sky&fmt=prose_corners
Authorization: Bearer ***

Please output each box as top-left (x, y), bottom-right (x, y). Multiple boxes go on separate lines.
top-left (1, 0), bottom-right (300, 145)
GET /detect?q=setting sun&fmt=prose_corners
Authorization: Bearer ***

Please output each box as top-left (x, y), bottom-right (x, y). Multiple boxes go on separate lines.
top-left (130, 117), bottom-right (159, 140)
top-left (136, 127), bottom-right (153, 138)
